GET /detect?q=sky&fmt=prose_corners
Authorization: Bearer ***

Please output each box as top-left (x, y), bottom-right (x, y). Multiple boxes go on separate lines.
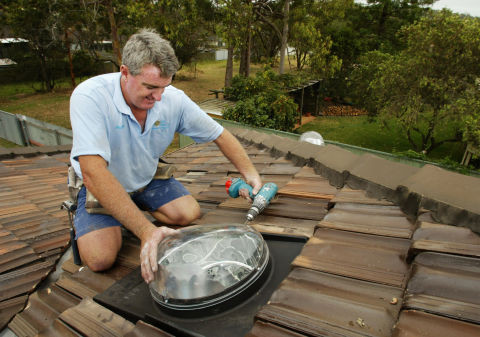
top-left (431, 0), bottom-right (480, 17)
top-left (355, 0), bottom-right (480, 18)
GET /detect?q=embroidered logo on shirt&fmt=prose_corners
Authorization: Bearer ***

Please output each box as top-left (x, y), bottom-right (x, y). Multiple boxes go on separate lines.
top-left (152, 120), bottom-right (169, 131)
top-left (115, 124), bottom-right (125, 129)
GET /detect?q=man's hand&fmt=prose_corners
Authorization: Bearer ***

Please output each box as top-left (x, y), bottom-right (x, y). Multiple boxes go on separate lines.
top-left (140, 226), bottom-right (178, 283)
top-left (238, 175), bottom-right (263, 201)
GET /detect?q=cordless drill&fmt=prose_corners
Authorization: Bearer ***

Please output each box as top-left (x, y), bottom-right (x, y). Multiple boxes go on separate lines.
top-left (225, 178), bottom-right (278, 221)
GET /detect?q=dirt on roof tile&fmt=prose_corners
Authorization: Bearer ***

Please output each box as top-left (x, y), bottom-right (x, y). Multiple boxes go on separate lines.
top-left (293, 228), bottom-right (411, 288)
top-left (404, 252), bottom-right (480, 323)
top-left (392, 310), bottom-right (480, 337)
top-left (256, 267), bottom-right (403, 337)
top-left (409, 222), bottom-right (480, 258)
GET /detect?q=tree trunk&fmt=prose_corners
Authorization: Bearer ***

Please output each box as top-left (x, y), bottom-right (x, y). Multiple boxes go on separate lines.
top-left (279, 0), bottom-right (290, 74)
top-left (225, 45), bottom-right (234, 88)
top-left (106, 0), bottom-right (122, 69)
top-left (65, 31), bottom-right (76, 88)
top-left (239, 19), bottom-right (252, 77)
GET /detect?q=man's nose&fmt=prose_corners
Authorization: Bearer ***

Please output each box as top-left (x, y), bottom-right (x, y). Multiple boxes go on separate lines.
top-left (152, 88), bottom-right (165, 101)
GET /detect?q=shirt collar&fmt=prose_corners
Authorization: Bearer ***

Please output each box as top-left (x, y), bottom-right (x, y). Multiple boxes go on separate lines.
top-left (113, 72), bottom-right (135, 117)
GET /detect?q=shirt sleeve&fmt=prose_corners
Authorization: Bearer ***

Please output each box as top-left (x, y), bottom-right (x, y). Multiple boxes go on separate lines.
top-left (70, 91), bottom-right (111, 167)
top-left (176, 93), bottom-right (224, 143)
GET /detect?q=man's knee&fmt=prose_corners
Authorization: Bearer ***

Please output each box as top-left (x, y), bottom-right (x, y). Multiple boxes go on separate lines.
top-left (83, 253), bottom-right (117, 272)
top-left (154, 197), bottom-right (201, 226)
top-left (76, 226), bottom-right (122, 272)
top-left (175, 203), bottom-right (201, 225)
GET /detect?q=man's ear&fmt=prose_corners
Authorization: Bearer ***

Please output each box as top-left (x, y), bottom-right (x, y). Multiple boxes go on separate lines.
top-left (120, 65), bottom-right (129, 77)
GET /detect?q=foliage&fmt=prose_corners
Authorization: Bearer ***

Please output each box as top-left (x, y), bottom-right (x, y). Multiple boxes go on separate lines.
top-left (363, 0), bottom-right (436, 53)
top-left (288, 1), bottom-right (343, 76)
top-left (370, 10), bottom-right (480, 154)
top-left (224, 66), bottom-right (307, 100)
top-left (348, 50), bottom-right (393, 115)
top-left (223, 92), bottom-right (297, 131)
top-left (1, 0), bottom-right (72, 91)
top-left (121, 0), bottom-right (214, 66)
top-left (222, 67), bottom-right (300, 131)
top-left (72, 50), bottom-right (103, 77)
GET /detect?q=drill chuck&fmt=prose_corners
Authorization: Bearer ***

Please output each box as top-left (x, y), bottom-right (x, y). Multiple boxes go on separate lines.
top-left (226, 178), bottom-right (278, 222)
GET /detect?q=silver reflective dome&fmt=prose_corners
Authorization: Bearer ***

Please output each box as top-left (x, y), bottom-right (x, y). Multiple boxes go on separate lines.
top-left (149, 224), bottom-right (269, 310)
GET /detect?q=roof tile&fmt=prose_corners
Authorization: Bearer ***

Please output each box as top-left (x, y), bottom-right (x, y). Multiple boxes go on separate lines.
top-left (392, 310), bottom-right (480, 337)
top-left (257, 267), bottom-right (404, 337)
top-left (404, 252), bottom-right (480, 323)
top-left (320, 207), bottom-right (414, 238)
top-left (409, 222), bottom-right (480, 258)
top-left (346, 153), bottom-right (420, 200)
top-left (400, 164), bottom-right (480, 230)
top-left (58, 297), bottom-right (135, 336)
top-left (293, 228), bottom-right (411, 288)
top-left (246, 320), bottom-right (307, 337)
top-left (8, 284), bottom-right (80, 337)
top-left (311, 145), bottom-right (360, 188)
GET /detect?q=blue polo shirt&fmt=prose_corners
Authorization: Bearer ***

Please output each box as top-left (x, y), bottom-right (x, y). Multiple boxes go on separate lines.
top-left (70, 72), bottom-right (223, 192)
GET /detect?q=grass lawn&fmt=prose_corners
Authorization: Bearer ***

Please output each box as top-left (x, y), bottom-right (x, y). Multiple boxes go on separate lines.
top-left (0, 60), bottom-right (468, 166)
top-left (0, 60), bottom-right (261, 129)
top-left (296, 116), bottom-right (466, 162)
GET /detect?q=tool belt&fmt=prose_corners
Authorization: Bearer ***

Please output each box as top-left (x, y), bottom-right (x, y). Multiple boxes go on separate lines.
top-left (67, 161), bottom-right (177, 215)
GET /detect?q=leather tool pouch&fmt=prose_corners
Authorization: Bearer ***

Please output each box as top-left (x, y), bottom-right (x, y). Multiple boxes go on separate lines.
top-left (67, 166), bottom-right (83, 204)
top-left (154, 159), bottom-right (177, 180)
top-left (85, 189), bottom-right (110, 215)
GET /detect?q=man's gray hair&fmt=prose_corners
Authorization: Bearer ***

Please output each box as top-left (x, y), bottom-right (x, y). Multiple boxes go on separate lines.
top-left (122, 28), bottom-right (179, 77)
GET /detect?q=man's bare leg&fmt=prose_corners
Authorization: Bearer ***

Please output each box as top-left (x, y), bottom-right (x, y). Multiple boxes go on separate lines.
top-left (150, 194), bottom-right (201, 226)
top-left (77, 226), bottom-right (122, 271)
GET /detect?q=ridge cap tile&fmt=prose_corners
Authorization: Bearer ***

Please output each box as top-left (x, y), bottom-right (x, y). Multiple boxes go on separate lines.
top-left (402, 164), bottom-right (480, 215)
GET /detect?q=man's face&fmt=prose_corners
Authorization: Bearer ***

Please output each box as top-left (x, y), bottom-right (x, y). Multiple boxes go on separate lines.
top-left (121, 64), bottom-right (172, 113)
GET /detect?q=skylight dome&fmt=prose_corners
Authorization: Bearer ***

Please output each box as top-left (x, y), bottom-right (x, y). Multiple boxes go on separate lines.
top-left (149, 224), bottom-right (270, 311)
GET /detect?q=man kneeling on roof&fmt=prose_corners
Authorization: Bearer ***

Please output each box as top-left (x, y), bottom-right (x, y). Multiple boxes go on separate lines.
top-left (69, 29), bottom-right (261, 283)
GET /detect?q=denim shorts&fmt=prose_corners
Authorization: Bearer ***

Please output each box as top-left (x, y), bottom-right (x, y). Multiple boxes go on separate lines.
top-left (73, 178), bottom-right (190, 239)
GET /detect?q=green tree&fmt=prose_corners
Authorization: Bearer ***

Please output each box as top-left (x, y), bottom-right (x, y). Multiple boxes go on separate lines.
top-left (215, 0), bottom-right (253, 86)
top-left (364, 0), bottom-right (436, 52)
top-left (371, 10), bottom-right (480, 154)
top-left (2, 0), bottom-right (73, 91)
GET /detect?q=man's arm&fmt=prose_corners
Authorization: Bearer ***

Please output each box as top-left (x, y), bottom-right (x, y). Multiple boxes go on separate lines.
top-left (214, 129), bottom-right (262, 197)
top-left (79, 155), bottom-right (176, 283)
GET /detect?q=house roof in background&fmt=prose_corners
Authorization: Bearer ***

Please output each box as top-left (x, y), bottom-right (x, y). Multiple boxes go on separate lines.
top-left (1, 127), bottom-right (480, 336)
